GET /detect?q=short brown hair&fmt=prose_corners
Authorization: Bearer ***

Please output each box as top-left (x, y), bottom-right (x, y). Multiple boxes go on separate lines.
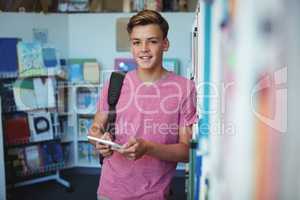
top-left (127, 10), bottom-right (169, 38)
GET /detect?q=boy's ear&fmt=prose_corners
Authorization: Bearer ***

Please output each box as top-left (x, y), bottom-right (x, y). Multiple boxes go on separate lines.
top-left (163, 38), bottom-right (169, 51)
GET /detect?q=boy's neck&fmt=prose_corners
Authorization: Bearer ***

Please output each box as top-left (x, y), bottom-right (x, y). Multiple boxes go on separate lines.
top-left (136, 66), bottom-right (167, 83)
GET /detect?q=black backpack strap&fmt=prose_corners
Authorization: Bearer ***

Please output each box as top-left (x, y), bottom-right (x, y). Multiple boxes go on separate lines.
top-left (99, 72), bottom-right (126, 165)
top-left (105, 71), bottom-right (126, 140)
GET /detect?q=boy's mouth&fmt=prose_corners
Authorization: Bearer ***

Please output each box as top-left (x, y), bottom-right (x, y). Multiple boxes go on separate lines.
top-left (139, 56), bottom-right (152, 61)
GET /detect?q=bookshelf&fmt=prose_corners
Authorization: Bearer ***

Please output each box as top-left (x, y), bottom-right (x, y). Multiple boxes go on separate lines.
top-left (0, 39), bottom-right (72, 192)
top-left (68, 83), bottom-right (101, 168)
top-left (1, 76), bottom-right (72, 191)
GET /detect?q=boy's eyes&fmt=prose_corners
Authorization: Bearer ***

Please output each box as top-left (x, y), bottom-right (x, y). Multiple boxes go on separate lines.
top-left (132, 40), bottom-right (158, 45)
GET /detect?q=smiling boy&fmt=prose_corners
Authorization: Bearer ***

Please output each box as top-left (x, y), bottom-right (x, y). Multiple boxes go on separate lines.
top-left (89, 10), bottom-right (197, 200)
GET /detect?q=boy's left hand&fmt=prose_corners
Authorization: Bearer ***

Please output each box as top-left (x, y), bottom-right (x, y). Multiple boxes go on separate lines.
top-left (117, 137), bottom-right (148, 160)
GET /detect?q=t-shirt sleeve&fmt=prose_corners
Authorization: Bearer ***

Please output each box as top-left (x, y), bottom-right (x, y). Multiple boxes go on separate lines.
top-left (179, 81), bottom-right (197, 127)
top-left (97, 81), bottom-right (109, 113)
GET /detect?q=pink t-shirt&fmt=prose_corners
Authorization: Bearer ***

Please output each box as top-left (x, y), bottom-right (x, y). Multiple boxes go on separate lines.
top-left (97, 70), bottom-right (197, 200)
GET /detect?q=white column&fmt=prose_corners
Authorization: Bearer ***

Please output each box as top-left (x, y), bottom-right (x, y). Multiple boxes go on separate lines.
top-left (0, 97), bottom-right (6, 199)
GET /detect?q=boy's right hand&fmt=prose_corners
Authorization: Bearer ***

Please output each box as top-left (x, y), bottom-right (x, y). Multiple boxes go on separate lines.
top-left (95, 132), bottom-right (113, 158)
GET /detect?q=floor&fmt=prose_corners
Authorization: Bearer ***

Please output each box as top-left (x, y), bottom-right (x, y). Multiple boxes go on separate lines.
top-left (8, 168), bottom-right (187, 200)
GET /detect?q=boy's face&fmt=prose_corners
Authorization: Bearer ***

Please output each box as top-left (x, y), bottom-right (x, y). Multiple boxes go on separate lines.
top-left (129, 24), bottom-right (169, 70)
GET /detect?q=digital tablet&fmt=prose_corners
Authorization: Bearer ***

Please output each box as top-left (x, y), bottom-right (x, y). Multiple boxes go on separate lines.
top-left (87, 136), bottom-right (123, 149)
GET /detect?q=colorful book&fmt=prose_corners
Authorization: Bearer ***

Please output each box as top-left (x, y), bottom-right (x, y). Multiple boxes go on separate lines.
top-left (114, 58), bottom-right (137, 72)
top-left (78, 142), bottom-right (89, 163)
top-left (67, 58), bottom-right (97, 83)
top-left (76, 87), bottom-right (98, 113)
top-left (78, 117), bottom-right (93, 138)
top-left (17, 42), bottom-right (45, 78)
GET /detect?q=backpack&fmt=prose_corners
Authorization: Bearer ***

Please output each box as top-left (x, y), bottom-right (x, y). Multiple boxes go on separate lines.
top-left (99, 71), bottom-right (126, 164)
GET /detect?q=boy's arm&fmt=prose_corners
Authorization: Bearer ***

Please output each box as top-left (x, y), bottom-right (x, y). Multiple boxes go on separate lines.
top-left (119, 125), bottom-right (192, 163)
top-left (88, 111), bottom-right (108, 146)
top-left (145, 125), bottom-right (192, 162)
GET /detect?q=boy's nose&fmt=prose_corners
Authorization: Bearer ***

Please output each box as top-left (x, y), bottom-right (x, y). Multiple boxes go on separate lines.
top-left (141, 42), bottom-right (150, 52)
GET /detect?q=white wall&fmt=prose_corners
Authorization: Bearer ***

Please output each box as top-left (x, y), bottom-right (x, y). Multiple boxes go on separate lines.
top-left (0, 12), bottom-right (194, 77)
top-left (68, 12), bottom-right (194, 77)
top-left (0, 13), bottom-right (69, 58)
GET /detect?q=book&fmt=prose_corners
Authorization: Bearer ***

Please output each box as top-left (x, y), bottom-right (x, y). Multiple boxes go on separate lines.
top-left (62, 144), bottom-right (72, 166)
top-left (76, 87), bottom-right (98, 113)
top-left (33, 28), bottom-right (48, 45)
top-left (0, 38), bottom-right (20, 78)
top-left (4, 113), bottom-right (30, 145)
top-left (83, 62), bottom-right (100, 83)
top-left (42, 47), bottom-right (58, 68)
top-left (78, 117), bottom-right (93, 138)
top-left (88, 143), bottom-right (98, 164)
top-left (24, 145), bottom-right (42, 173)
top-left (0, 78), bottom-right (18, 113)
top-left (42, 46), bottom-right (63, 76)
top-left (13, 79), bottom-right (38, 111)
top-left (57, 82), bottom-right (68, 113)
top-left (67, 58), bottom-right (97, 83)
top-left (33, 77), bottom-right (56, 108)
top-left (50, 142), bottom-right (64, 164)
top-left (58, 116), bottom-right (69, 140)
top-left (114, 58), bottom-right (137, 72)
top-left (28, 111), bottom-right (54, 142)
top-left (145, 0), bottom-right (162, 11)
top-left (40, 142), bottom-right (64, 169)
top-left (78, 142), bottom-right (89, 163)
top-left (6, 147), bottom-right (28, 177)
top-left (17, 41), bottom-right (45, 78)
top-left (13, 77), bottom-right (56, 110)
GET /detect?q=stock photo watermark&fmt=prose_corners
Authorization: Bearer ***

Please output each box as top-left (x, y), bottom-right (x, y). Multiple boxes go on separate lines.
top-left (15, 67), bottom-right (287, 135)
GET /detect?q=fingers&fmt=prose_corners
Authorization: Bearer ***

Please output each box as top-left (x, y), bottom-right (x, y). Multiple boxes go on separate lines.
top-left (89, 123), bottom-right (105, 137)
top-left (122, 137), bottom-right (137, 149)
top-left (95, 134), bottom-right (113, 157)
top-left (101, 132), bottom-right (112, 141)
top-left (123, 143), bottom-right (139, 154)
top-left (117, 142), bottom-right (140, 160)
top-left (95, 143), bottom-right (113, 157)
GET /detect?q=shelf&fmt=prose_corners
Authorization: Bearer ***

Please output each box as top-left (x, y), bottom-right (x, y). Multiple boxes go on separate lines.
top-left (13, 162), bottom-right (65, 178)
top-left (5, 138), bottom-right (61, 148)
top-left (76, 111), bottom-right (96, 115)
top-left (76, 163), bottom-right (101, 168)
top-left (61, 139), bottom-right (74, 143)
top-left (77, 138), bottom-right (88, 142)
top-left (68, 83), bottom-right (101, 88)
top-left (58, 112), bottom-right (72, 116)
